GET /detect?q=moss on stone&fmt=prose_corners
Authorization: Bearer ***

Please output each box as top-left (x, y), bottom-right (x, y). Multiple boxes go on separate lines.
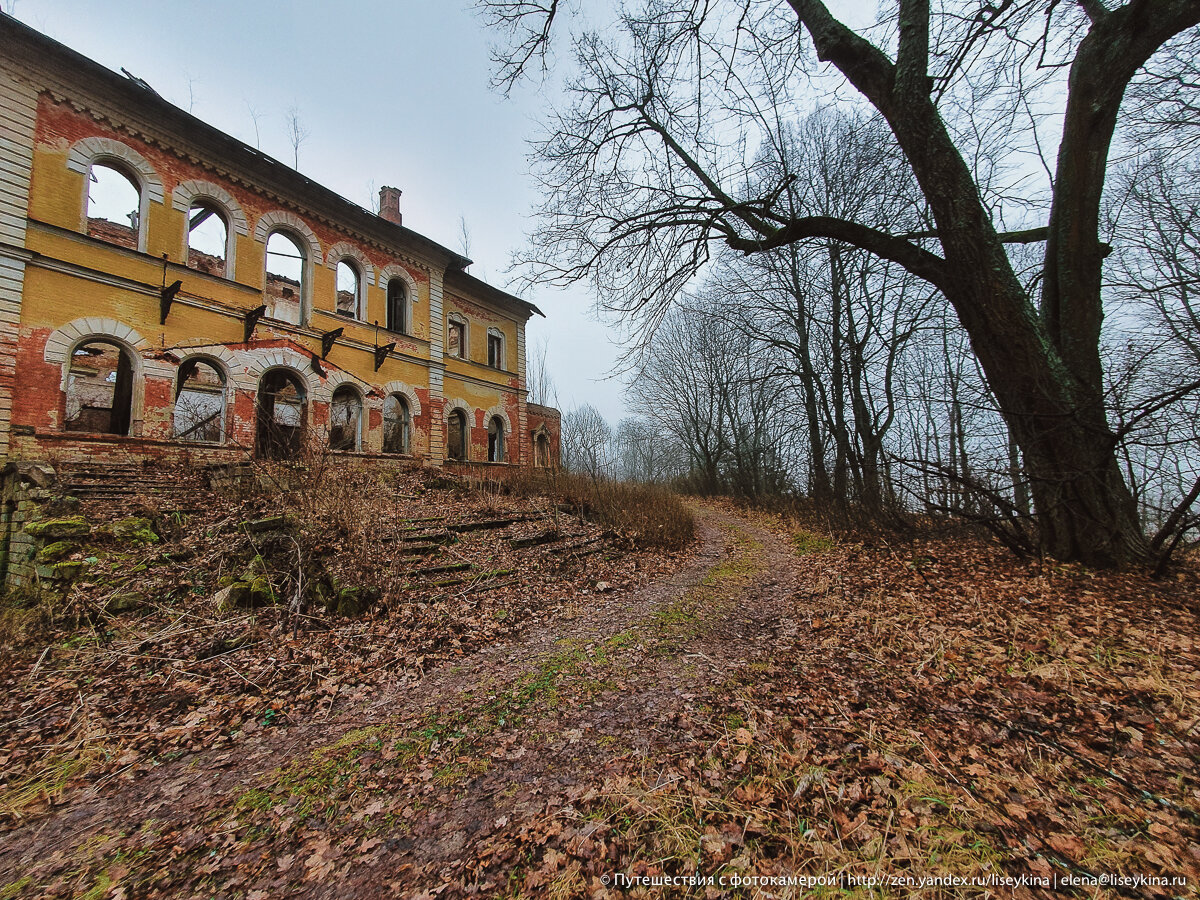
top-left (213, 582), bottom-right (249, 612)
top-left (35, 540), bottom-right (78, 564)
top-left (324, 584), bottom-right (381, 617)
top-left (100, 517), bottom-right (159, 545)
top-left (36, 559), bottom-right (87, 582)
top-left (247, 574), bottom-right (276, 607)
top-left (24, 517), bottom-right (90, 541)
top-left (213, 574), bottom-right (276, 611)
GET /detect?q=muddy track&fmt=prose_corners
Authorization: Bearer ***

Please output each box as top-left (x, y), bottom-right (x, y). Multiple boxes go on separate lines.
top-left (0, 504), bottom-right (801, 898)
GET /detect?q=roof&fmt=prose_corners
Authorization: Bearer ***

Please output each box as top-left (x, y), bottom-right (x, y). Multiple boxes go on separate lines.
top-left (444, 268), bottom-right (545, 319)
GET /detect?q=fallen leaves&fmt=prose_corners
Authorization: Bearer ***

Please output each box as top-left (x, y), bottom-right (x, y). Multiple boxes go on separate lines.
top-left (4, 498), bottom-right (1198, 898)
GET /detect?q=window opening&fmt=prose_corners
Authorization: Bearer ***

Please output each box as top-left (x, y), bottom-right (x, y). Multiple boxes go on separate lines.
top-left (330, 385), bottom-right (362, 451)
top-left (447, 409), bottom-right (467, 461)
top-left (488, 416), bottom-right (505, 463)
top-left (256, 369), bottom-right (306, 459)
top-left (383, 393), bottom-right (412, 454)
top-left (87, 162), bottom-right (140, 250)
top-left (187, 201), bottom-right (228, 276)
top-left (65, 340), bottom-right (134, 435)
top-left (265, 231), bottom-right (305, 325)
top-left (387, 280), bottom-right (408, 334)
top-left (336, 260), bottom-right (361, 319)
top-left (448, 320), bottom-right (466, 359)
top-left (173, 359), bottom-right (226, 443)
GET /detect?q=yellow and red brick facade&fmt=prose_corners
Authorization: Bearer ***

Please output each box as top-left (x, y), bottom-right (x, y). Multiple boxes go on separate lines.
top-left (0, 16), bottom-right (559, 473)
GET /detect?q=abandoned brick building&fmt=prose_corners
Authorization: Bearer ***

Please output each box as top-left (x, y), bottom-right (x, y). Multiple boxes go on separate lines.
top-left (0, 16), bottom-right (562, 487)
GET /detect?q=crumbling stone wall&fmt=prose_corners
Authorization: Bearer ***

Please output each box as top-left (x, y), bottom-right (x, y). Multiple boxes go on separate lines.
top-left (0, 461), bottom-right (59, 589)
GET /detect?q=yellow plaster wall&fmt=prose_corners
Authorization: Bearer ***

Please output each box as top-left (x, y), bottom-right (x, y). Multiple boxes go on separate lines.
top-left (22, 94), bottom-right (528, 458)
top-left (443, 293), bottom-right (519, 383)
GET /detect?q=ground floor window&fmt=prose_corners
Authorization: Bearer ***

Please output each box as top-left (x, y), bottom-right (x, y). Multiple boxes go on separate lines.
top-left (329, 385), bottom-right (363, 451)
top-left (383, 393), bottom-right (411, 454)
top-left (447, 409), bottom-right (467, 461)
top-left (65, 339), bottom-right (135, 435)
top-left (173, 359), bottom-right (226, 443)
top-left (256, 368), bottom-right (306, 459)
top-left (488, 415), bottom-right (505, 463)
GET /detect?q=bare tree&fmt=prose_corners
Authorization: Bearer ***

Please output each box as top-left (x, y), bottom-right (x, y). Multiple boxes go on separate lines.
top-left (285, 106), bottom-right (309, 170)
top-left (525, 334), bottom-right (557, 407)
top-left (245, 102), bottom-right (265, 149)
top-left (561, 403), bottom-right (614, 479)
top-left (479, 0), bottom-right (1200, 564)
top-left (615, 417), bottom-right (687, 483)
top-left (458, 215), bottom-right (474, 260)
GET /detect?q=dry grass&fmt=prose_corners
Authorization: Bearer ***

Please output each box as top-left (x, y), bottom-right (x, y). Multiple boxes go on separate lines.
top-left (502, 470), bottom-right (695, 551)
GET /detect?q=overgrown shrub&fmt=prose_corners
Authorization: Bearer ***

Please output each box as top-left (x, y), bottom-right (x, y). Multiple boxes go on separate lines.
top-left (504, 470), bottom-right (695, 551)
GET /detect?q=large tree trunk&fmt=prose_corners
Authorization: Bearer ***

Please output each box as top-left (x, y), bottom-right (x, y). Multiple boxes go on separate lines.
top-left (787, 0), bottom-right (1200, 564)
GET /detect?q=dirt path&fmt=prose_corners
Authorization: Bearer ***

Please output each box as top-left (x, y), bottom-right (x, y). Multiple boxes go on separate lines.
top-left (0, 504), bottom-right (800, 898)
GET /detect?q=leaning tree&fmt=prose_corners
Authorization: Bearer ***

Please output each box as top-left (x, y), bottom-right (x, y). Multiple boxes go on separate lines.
top-left (480, 0), bottom-right (1200, 565)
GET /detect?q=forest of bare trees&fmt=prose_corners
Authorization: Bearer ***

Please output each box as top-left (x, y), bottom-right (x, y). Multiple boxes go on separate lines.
top-left (483, 0), bottom-right (1200, 566)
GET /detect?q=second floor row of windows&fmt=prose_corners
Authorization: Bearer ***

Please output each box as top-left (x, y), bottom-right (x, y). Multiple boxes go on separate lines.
top-left (84, 156), bottom-right (412, 336)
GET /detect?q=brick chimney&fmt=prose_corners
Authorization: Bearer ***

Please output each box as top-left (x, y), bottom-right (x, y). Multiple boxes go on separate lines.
top-left (378, 186), bottom-right (402, 226)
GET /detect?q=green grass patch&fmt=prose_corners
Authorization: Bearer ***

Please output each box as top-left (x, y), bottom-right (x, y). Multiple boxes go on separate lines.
top-left (791, 528), bottom-right (835, 555)
top-left (0, 745), bottom-right (107, 821)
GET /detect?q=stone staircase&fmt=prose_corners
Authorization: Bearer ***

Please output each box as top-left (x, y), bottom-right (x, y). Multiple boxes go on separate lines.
top-left (54, 461), bottom-right (216, 514)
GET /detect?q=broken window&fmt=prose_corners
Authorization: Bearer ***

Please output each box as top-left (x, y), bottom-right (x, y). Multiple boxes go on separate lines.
top-left (65, 339), bottom-right (135, 435)
top-left (447, 409), bottom-right (467, 461)
top-left (336, 260), bottom-right (361, 319)
top-left (173, 359), bottom-right (225, 443)
top-left (487, 329), bottom-right (504, 369)
top-left (535, 432), bottom-right (551, 467)
top-left (387, 279), bottom-right (408, 334)
top-left (383, 393), bottom-right (411, 454)
top-left (256, 368), bottom-right (306, 459)
top-left (186, 201), bottom-right (228, 277)
top-left (488, 415), bottom-right (505, 463)
top-left (329, 385), bottom-right (362, 451)
top-left (265, 231), bottom-right (305, 325)
top-left (86, 162), bottom-right (140, 250)
top-left (448, 318), bottom-right (466, 359)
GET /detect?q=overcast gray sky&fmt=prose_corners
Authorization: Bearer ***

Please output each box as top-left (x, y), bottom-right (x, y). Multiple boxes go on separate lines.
top-left (10, 0), bottom-right (628, 423)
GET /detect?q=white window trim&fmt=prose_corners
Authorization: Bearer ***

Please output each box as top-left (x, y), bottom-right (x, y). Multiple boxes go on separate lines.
top-left (256, 210), bottom-right (321, 325)
top-left (68, 137), bottom-right (164, 256)
top-left (172, 355), bottom-right (231, 444)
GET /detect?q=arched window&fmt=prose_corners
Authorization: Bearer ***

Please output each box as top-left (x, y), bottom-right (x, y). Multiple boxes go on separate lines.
top-left (387, 279), bottom-right (408, 334)
top-left (535, 431), bottom-right (551, 468)
top-left (447, 409), bottom-right (468, 461)
top-left (256, 368), bottom-right (306, 459)
top-left (383, 393), bottom-right (412, 454)
top-left (65, 340), bottom-right (135, 435)
top-left (487, 328), bottom-right (506, 369)
top-left (488, 415), bottom-right (506, 463)
top-left (173, 359), bottom-right (226, 443)
top-left (336, 260), bottom-right (361, 319)
top-left (186, 201), bottom-right (229, 277)
top-left (265, 231), bottom-right (305, 325)
top-left (86, 162), bottom-right (140, 250)
top-left (330, 385), bottom-right (363, 451)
